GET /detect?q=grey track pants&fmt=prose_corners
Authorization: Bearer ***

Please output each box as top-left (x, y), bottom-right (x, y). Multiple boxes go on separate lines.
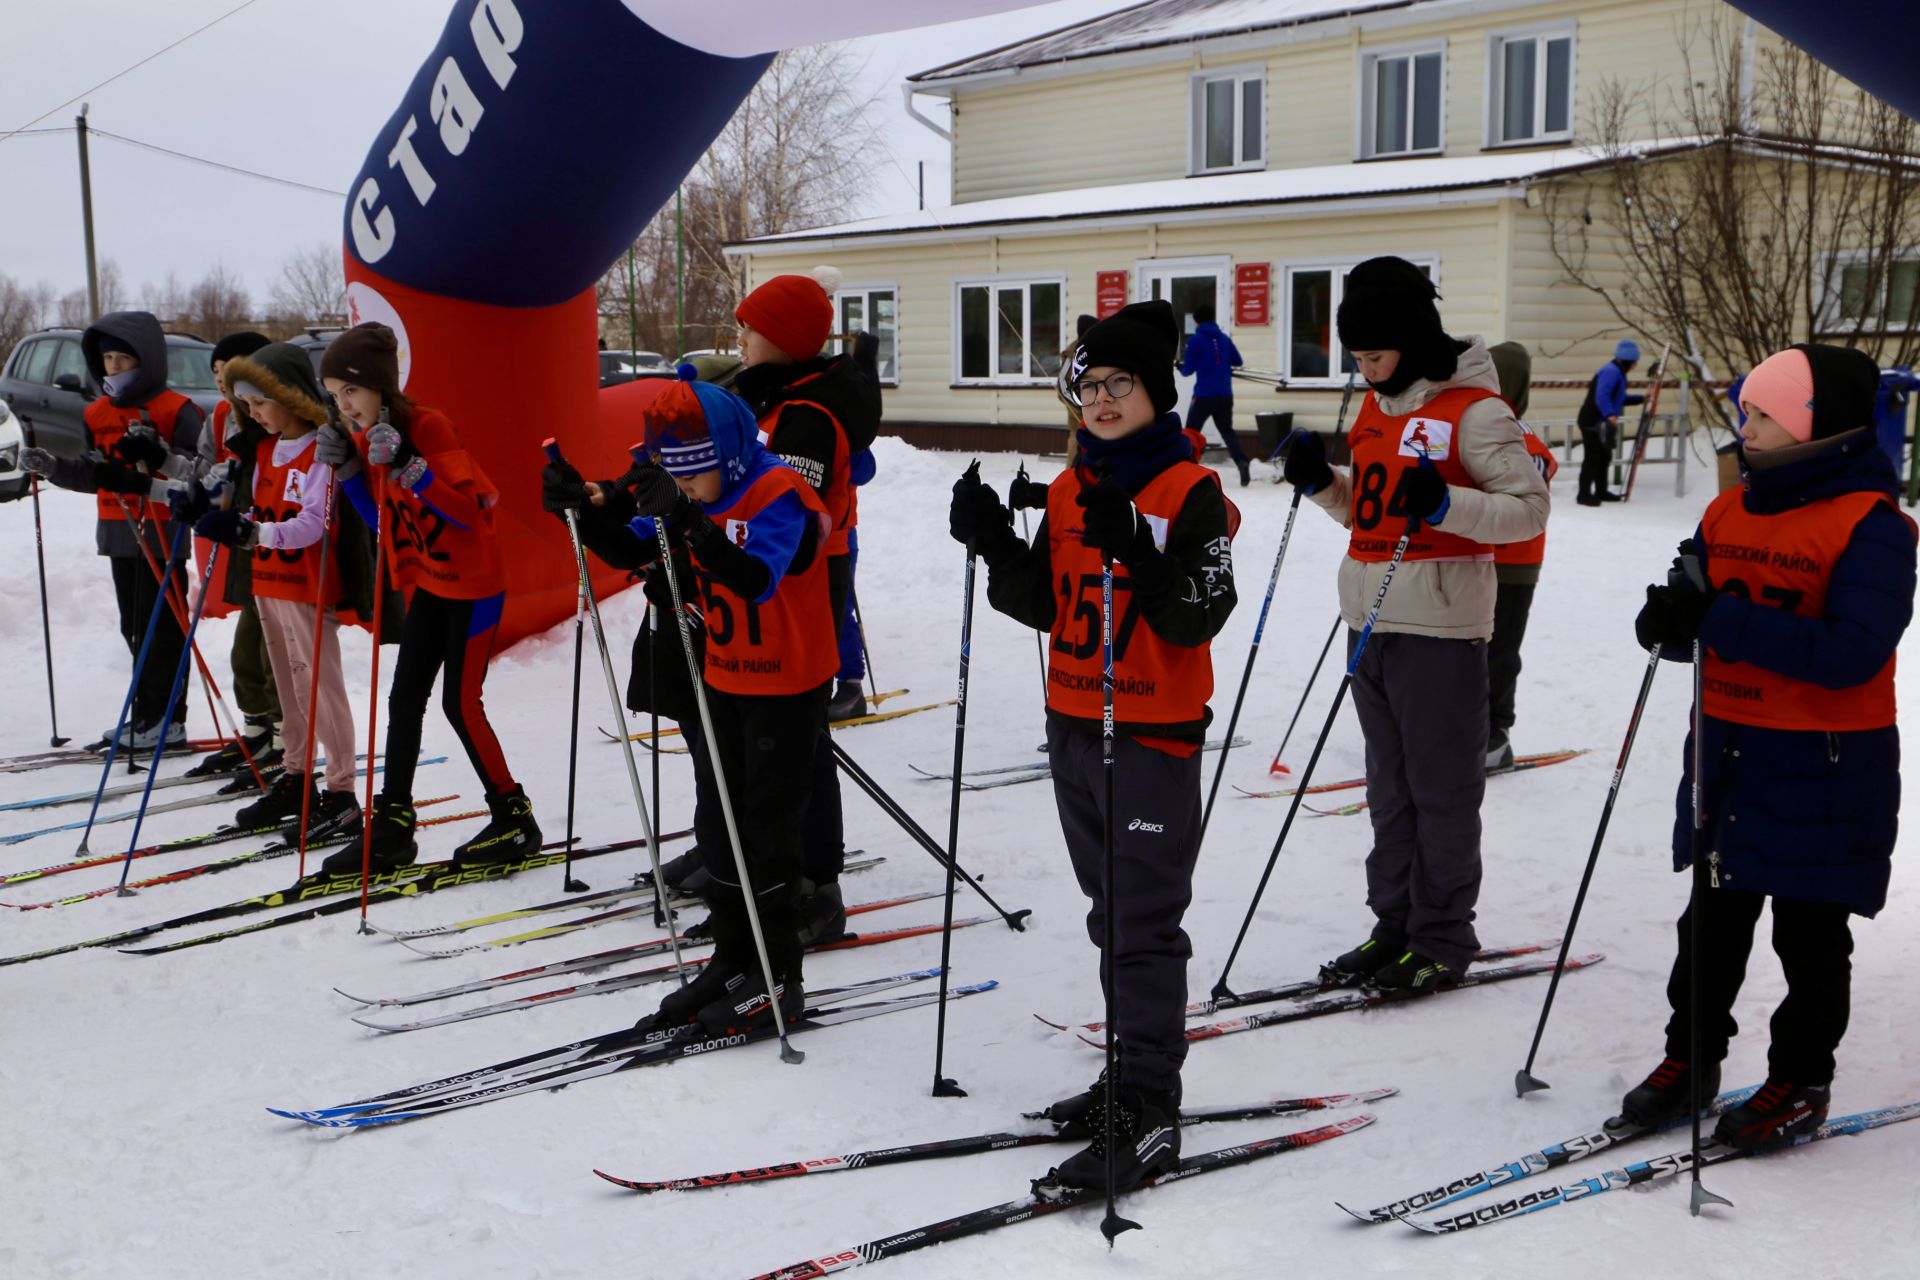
top-left (1348, 629), bottom-right (1488, 970)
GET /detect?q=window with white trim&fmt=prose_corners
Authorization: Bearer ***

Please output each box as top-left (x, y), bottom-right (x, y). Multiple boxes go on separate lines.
top-left (835, 286), bottom-right (898, 383)
top-left (1820, 252), bottom-right (1920, 332)
top-left (1190, 67), bottom-right (1265, 174)
top-left (1280, 258), bottom-right (1436, 384)
top-left (1489, 26), bottom-right (1574, 146)
top-left (954, 277), bottom-right (1064, 384)
top-left (1360, 45), bottom-right (1444, 158)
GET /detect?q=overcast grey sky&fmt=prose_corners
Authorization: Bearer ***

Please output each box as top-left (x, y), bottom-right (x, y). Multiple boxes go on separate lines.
top-left (0, 0), bottom-right (1119, 310)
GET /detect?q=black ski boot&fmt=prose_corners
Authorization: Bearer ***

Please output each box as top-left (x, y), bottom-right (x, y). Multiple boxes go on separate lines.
top-left (1712, 1079), bottom-right (1829, 1150)
top-left (1235, 457), bottom-right (1251, 488)
top-left (656, 847), bottom-right (703, 888)
top-left (1321, 937), bottom-right (1402, 985)
top-left (1485, 731), bottom-right (1515, 774)
top-left (1616, 1057), bottom-right (1722, 1131)
top-left (1369, 950), bottom-right (1457, 996)
top-left (1038, 1087), bottom-right (1181, 1195)
top-left (319, 797), bottom-right (417, 874)
top-left (453, 789), bottom-right (542, 867)
top-left (300, 789), bottom-right (362, 844)
top-left (189, 721), bottom-right (277, 777)
top-left (695, 972), bottom-right (806, 1036)
top-left (234, 772), bottom-right (315, 830)
top-left (633, 963), bottom-right (748, 1039)
top-left (796, 878), bottom-right (847, 945)
top-left (1038, 1064), bottom-right (1116, 1136)
top-left (826, 681), bottom-right (867, 722)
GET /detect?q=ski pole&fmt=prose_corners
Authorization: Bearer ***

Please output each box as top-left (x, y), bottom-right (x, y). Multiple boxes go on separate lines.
top-left (1212, 512), bottom-right (1418, 1001)
top-left (1097, 548), bottom-right (1141, 1245)
top-left (850, 578), bottom-right (880, 705)
top-left (1514, 641), bottom-right (1663, 1097)
top-left (22, 417), bottom-right (68, 746)
top-left (546, 442), bottom-right (688, 988)
top-left (295, 470), bottom-right (337, 879)
top-left (1678, 544), bottom-right (1731, 1216)
top-left (128, 502), bottom-right (224, 766)
top-left (831, 741), bottom-right (1031, 931)
top-left (1010, 463), bottom-right (1049, 701)
top-left (932, 466), bottom-right (979, 1099)
top-left (357, 463), bottom-right (389, 928)
top-left (76, 516), bottom-right (191, 854)
top-left (634, 445), bottom-right (801, 1064)
top-left (561, 516), bottom-right (589, 894)
top-left (648, 600), bottom-right (662, 918)
top-left (117, 536), bottom-right (225, 894)
top-left (1268, 615), bottom-right (1340, 775)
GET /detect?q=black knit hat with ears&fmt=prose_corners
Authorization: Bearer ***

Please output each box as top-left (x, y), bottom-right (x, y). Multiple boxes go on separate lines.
top-left (1336, 256), bottom-right (1460, 388)
top-left (1070, 300), bottom-right (1181, 417)
top-left (1793, 342), bottom-right (1880, 440)
top-left (210, 331), bottom-right (271, 369)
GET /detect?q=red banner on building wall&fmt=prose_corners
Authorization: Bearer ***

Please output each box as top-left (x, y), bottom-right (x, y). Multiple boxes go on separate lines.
top-left (1096, 271), bottom-right (1129, 319)
top-left (1234, 263), bottom-right (1271, 327)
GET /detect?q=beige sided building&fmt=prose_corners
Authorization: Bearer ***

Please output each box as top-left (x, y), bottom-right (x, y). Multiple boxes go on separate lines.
top-left (728, 0), bottom-right (1853, 453)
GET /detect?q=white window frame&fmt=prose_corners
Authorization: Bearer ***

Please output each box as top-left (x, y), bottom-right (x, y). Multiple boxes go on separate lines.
top-left (1485, 22), bottom-right (1577, 149)
top-left (1817, 248), bottom-right (1920, 333)
top-left (1277, 254), bottom-right (1441, 386)
top-left (951, 274), bottom-right (1068, 386)
top-left (1189, 64), bottom-right (1266, 176)
top-left (1357, 40), bottom-right (1448, 160)
top-left (834, 282), bottom-right (900, 385)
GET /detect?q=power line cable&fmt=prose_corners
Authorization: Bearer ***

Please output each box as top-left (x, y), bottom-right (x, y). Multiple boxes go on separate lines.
top-left (91, 127), bottom-right (345, 198)
top-left (0, 0), bottom-right (265, 142)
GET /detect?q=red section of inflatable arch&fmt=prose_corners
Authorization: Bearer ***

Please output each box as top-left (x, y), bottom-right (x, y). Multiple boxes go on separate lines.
top-left (342, 260), bottom-right (655, 648)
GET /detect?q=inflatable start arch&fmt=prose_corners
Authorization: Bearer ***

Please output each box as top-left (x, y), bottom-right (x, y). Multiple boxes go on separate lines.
top-left (341, 0), bottom-right (1041, 646)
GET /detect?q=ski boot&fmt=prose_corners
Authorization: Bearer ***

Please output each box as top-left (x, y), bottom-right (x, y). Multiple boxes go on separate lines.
top-left (632, 963), bottom-right (748, 1040)
top-left (796, 878), bottom-right (847, 946)
top-left (234, 772), bottom-right (315, 830)
top-left (1039, 1064), bottom-right (1116, 1137)
top-left (1712, 1079), bottom-right (1828, 1150)
top-left (318, 796), bottom-right (416, 875)
top-left (300, 790), bottom-right (363, 844)
top-left (696, 972), bottom-right (806, 1036)
top-left (1485, 732), bottom-right (1515, 774)
top-left (118, 718), bottom-right (187, 753)
top-left (188, 721), bottom-right (277, 777)
top-left (1036, 1087), bottom-right (1181, 1195)
top-left (453, 789), bottom-right (542, 867)
top-left (826, 680), bottom-right (867, 723)
top-left (1235, 457), bottom-right (1251, 488)
top-left (1369, 950), bottom-right (1458, 997)
top-left (655, 847), bottom-right (705, 891)
top-left (1321, 937), bottom-right (1402, 986)
top-left (1615, 1057), bottom-right (1722, 1131)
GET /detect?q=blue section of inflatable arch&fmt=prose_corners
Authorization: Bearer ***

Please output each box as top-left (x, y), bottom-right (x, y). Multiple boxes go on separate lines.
top-left (342, 0), bottom-right (771, 308)
top-left (1728, 2), bottom-right (1920, 123)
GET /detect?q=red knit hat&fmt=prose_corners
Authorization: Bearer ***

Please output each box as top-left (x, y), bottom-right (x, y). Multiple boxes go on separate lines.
top-left (735, 266), bottom-right (841, 361)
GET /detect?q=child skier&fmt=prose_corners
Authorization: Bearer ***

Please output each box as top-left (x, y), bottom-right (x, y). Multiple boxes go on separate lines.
top-left (544, 374), bottom-right (836, 1035)
top-left (17, 311), bottom-right (207, 750)
top-left (949, 299), bottom-right (1239, 1192)
top-left (196, 343), bottom-right (368, 838)
top-left (1283, 256), bottom-right (1549, 995)
top-left (730, 267), bottom-right (883, 945)
top-left (1620, 343), bottom-right (1915, 1148)
top-left (315, 322), bottom-right (540, 871)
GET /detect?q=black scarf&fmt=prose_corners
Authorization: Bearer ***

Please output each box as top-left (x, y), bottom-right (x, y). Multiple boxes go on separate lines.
top-left (1074, 414), bottom-right (1192, 495)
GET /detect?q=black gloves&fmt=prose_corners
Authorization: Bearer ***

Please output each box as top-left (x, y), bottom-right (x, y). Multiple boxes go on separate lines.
top-left (195, 508), bottom-right (259, 550)
top-left (168, 477), bottom-right (214, 525)
top-left (92, 458), bottom-right (151, 496)
top-left (1634, 548), bottom-right (1719, 649)
top-left (1008, 468), bottom-right (1049, 511)
top-left (115, 423), bottom-right (170, 471)
top-left (1401, 455), bottom-right (1451, 527)
top-left (949, 463), bottom-right (1012, 547)
top-left (1281, 429), bottom-right (1334, 495)
top-left (1076, 478), bottom-right (1157, 565)
top-left (541, 457), bottom-right (588, 514)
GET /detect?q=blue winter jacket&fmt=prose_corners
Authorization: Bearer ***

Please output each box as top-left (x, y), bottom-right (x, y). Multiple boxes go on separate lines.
top-left (1665, 432), bottom-right (1916, 915)
top-left (1593, 361), bottom-right (1644, 420)
top-left (1180, 323), bottom-right (1243, 398)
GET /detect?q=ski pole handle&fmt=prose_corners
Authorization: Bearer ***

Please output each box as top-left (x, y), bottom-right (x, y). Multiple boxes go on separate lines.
top-left (542, 438), bottom-right (563, 465)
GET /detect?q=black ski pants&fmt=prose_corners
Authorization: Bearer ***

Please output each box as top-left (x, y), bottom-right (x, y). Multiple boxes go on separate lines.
top-left (692, 680), bottom-right (831, 982)
top-left (109, 550), bottom-right (188, 730)
top-left (381, 589), bottom-right (517, 803)
top-left (1349, 629), bottom-right (1487, 971)
top-left (1187, 396), bottom-right (1248, 462)
top-left (1487, 582), bottom-right (1536, 742)
top-left (1047, 717), bottom-right (1202, 1097)
top-left (1662, 887), bottom-right (1854, 1086)
top-left (1577, 423), bottom-right (1616, 501)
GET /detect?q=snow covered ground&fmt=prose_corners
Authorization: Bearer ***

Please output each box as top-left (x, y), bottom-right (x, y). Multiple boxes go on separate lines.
top-left (2, 436), bottom-right (1915, 1280)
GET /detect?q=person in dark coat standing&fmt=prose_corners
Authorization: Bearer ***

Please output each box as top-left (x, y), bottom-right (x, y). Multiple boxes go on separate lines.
top-left (1621, 342), bottom-right (1916, 1150)
top-left (1179, 305), bottom-right (1250, 487)
top-left (1575, 339), bottom-right (1643, 505)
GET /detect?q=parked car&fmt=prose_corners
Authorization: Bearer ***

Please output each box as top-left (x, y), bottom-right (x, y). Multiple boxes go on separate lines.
top-left (0, 328), bottom-right (220, 457)
top-left (599, 349), bottom-right (671, 388)
top-left (0, 395), bottom-right (25, 501)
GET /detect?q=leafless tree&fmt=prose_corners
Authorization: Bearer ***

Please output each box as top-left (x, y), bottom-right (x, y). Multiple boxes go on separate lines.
top-left (54, 259), bottom-right (127, 326)
top-left (0, 272), bottom-right (54, 359)
top-left (270, 243), bottom-right (347, 329)
top-left (184, 262), bottom-right (253, 339)
top-left (597, 43), bottom-right (882, 355)
top-left (1542, 15), bottom-right (1920, 395)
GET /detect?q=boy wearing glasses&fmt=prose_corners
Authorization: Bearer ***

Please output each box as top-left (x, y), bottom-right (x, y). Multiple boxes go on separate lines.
top-left (949, 300), bottom-right (1239, 1193)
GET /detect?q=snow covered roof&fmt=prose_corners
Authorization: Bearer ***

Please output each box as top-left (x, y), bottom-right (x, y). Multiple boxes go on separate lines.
top-left (731, 141), bottom-right (1696, 254)
top-left (910, 0), bottom-right (1428, 85)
